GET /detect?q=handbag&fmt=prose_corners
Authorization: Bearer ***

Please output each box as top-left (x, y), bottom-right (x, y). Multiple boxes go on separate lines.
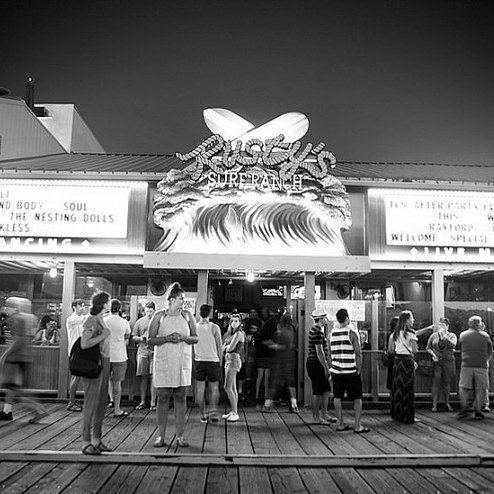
top-left (417, 359), bottom-right (434, 376)
top-left (381, 352), bottom-right (393, 367)
top-left (69, 337), bottom-right (103, 379)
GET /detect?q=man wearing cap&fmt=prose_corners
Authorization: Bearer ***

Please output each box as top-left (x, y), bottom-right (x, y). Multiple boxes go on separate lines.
top-left (306, 307), bottom-right (337, 424)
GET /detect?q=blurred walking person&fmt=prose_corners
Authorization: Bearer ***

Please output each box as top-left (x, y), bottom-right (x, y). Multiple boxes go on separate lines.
top-left (0, 297), bottom-right (47, 423)
top-left (262, 313), bottom-right (298, 413)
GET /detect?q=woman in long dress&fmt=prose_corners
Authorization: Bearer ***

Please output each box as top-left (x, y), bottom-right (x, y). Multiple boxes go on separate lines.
top-left (389, 310), bottom-right (418, 424)
top-left (148, 282), bottom-right (198, 448)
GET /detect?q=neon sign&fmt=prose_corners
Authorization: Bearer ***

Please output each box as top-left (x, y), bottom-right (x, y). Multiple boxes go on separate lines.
top-left (176, 134), bottom-right (336, 182)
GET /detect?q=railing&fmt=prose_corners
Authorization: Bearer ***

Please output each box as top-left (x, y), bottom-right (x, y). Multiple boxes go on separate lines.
top-left (2, 346), bottom-right (491, 400)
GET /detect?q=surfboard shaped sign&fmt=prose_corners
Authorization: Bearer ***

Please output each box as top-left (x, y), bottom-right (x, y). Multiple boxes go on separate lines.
top-left (176, 108), bottom-right (336, 182)
top-left (203, 108), bottom-right (310, 143)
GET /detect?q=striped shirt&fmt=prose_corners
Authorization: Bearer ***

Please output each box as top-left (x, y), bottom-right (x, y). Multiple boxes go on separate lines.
top-left (330, 323), bottom-right (358, 374)
top-left (307, 326), bottom-right (328, 363)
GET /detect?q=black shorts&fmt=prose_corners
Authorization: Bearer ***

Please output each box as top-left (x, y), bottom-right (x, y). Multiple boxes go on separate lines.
top-left (194, 361), bottom-right (221, 382)
top-left (306, 360), bottom-right (331, 395)
top-left (331, 372), bottom-right (362, 400)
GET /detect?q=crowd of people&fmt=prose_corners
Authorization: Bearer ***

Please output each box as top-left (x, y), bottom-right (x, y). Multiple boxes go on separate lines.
top-left (384, 311), bottom-right (493, 424)
top-left (1, 288), bottom-right (493, 455)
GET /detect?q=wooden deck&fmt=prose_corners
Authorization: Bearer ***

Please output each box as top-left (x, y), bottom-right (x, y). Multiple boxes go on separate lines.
top-left (1, 402), bottom-right (494, 493)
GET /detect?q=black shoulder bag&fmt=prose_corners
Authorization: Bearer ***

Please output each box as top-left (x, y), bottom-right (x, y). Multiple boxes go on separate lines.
top-left (69, 336), bottom-right (103, 379)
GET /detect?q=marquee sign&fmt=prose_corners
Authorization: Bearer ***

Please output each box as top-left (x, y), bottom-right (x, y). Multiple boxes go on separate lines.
top-left (0, 180), bottom-right (147, 255)
top-left (152, 109), bottom-right (352, 257)
top-left (0, 181), bottom-right (129, 238)
top-left (368, 188), bottom-right (494, 263)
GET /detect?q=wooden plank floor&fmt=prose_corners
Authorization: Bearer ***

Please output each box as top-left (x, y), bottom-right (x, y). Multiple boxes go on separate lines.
top-left (1, 402), bottom-right (494, 493)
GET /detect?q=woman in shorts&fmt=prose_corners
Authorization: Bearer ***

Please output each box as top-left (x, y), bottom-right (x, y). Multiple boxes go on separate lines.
top-left (222, 313), bottom-right (245, 422)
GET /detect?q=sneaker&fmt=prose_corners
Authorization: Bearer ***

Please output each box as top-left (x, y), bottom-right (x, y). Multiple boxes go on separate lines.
top-left (446, 404), bottom-right (454, 412)
top-left (456, 409), bottom-right (471, 419)
top-left (200, 416), bottom-right (208, 424)
top-left (474, 411), bottom-right (485, 420)
top-left (222, 412), bottom-right (232, 419)
top-left (0, 411), bottom-right (13, 421)
top-left (481, 407), bottom-right (491, 413)
top-left (29, 410), bottom-right (48, 424)
top-left (67, 403), bottom-right (83, 412)
top-left (227, 413), bottom-right (239, 422)
top-left (431, 407), bottom-right (438, 412)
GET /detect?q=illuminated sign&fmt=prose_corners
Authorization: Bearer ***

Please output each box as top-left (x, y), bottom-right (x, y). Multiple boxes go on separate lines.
top-left (176, 134), bottom-right (336, 182)
top-left (153, 109), bottom-right (350, 257)
top-left (203, 108), bottom-right (309, 143)
top-left (384, 190), bottom-right (494, 247)
top-left (0, 181), bottom-right (130, 238)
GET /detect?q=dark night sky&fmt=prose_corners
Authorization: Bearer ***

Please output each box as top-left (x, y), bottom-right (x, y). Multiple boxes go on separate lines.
top-left (2, 0), bottom-right (494, 164)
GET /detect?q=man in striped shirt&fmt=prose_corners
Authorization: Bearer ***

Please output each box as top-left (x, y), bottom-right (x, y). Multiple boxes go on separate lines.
top-left (329, 308), bottom-right (370, 433)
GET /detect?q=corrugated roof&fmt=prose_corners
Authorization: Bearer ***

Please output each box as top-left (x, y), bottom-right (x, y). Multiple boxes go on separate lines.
top-left (0, 152), bottom-right (493, 186)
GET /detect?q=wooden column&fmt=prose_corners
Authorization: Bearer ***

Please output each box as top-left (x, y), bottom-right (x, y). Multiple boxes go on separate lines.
top-left (196, 270), bottom-right (209, 318)
top-left (303, 272), bottom-right (316, 407)
top-left (432, 269), bottom-right (445, 323)
top-left (58, 260), bottom-right (76, 399)
top-left (371, 298), bottom-right (379, 401)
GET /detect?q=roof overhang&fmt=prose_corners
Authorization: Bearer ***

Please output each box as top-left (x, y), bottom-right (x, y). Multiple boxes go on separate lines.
top-left (143, 252), bottom-right (371, 274)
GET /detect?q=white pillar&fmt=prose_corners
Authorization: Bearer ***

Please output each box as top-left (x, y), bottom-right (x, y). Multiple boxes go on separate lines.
top-left (196, 270), bottom-right (209, 318)
top-left (58, 260), bottom-right (76, 399)
top-left (432, 269), bottom-right (445, 323)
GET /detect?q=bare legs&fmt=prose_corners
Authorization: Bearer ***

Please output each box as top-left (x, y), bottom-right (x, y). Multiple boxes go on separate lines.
top-left (312, 391), bottom-right (330, 422)
top-left (111, 380), bottom-right (123, 415)
top-left (156, 386), bottom-right (188, 442)
top-left (224, 367), bottom-right (239, 415)
top-left (195, 381), bottom-right (220, 418)
top-left (255, 368), bottom-right (271, 400)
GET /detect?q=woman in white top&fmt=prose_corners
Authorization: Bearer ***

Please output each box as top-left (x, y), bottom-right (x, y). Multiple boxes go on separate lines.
top-left (388, 310), bottom-right (418, 424)
top-left (148, 282), bottom-right (198, 448)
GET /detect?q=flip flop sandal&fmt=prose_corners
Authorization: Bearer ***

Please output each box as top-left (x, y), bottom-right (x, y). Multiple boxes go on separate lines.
top-left (153, 437), bottom-right (166, 448)
top-left (354, 427), bottom-right (371, 434)
top-left (113, 411), bottom-right (129, 418)
top-left (97, 442), bottom-right (112, 452)
top-left (336, 425), bottom-right (352, 432)
top-left (135, 404), bottom-right (146, 410)
top-left (82, 444), bottom-right (101, 455)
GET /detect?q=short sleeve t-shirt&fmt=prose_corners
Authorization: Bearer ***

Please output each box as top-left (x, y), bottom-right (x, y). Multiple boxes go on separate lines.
top-left (307, 326), bottom-right (328, 364)
top-left (105, 313), bottom-right (131, 362)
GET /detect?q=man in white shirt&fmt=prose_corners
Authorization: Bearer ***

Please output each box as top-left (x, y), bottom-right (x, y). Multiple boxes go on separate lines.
top-left (132, 301), bottom-right (157, 410)
top-left (66, 299), bottom-right (85, 412)
top-left (105, 299), bottom-right (131, 417)
top-left (194, 304), bottom-right (222, 423)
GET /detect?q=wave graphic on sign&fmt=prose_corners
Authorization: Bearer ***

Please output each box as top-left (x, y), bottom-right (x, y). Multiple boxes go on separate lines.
top-left (153, 189), bottom-right (350, 256)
